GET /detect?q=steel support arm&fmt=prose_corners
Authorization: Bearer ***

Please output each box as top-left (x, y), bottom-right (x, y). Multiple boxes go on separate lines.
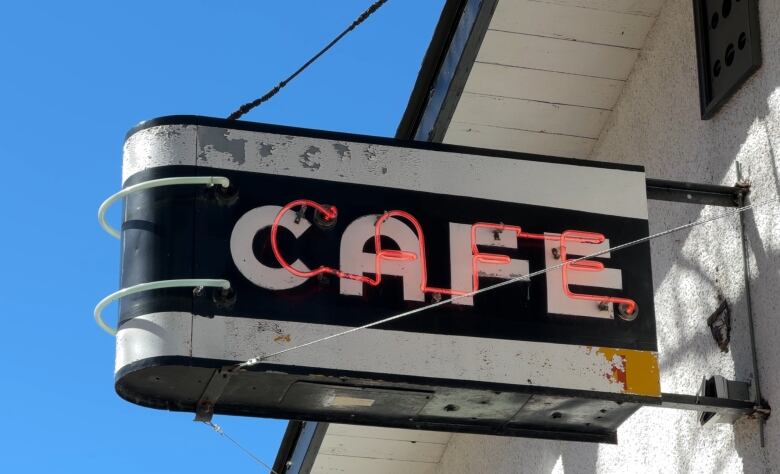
top-left (645, 178), bottom-right (744, 207)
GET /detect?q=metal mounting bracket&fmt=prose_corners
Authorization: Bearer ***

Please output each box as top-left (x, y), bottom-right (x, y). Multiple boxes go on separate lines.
top-left (644, 172), bottom-right (770, 445)
top-left (644, 178), bottom-right (742, 207)
top-left (734, 163), bottom-right (770, 446)
top-left (659, 389), bottom-right (754, 419)
top-left (194, 367), bottom-right (238, 423)
top-left (698, 376), bottom-right (753, 425)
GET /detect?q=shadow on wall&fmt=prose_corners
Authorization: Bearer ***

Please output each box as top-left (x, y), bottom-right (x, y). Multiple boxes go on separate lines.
top-left (587, 0), bottom-right (780, 471)
top-left (731, 129), bottom-right (778, 471)
top-left (559, 441), bottom-right (599, 474)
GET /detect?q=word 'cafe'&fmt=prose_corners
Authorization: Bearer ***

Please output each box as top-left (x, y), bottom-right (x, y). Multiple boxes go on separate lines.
top-left (230, 199), bottom-right (638, 320)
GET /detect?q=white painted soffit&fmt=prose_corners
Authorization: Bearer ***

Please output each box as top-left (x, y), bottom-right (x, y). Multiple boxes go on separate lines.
top-left (310, 424), bottom-right (451, 474)
top-left (443, 0), bottom-right (665, 159)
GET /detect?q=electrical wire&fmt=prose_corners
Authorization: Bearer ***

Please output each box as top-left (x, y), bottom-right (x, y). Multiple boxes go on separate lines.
top-left (237, 196), bottom-right (778, 370)
top-left (227, 0), bottom-right (389, 120)
top-left (202, 421), bottom-right (279, 474)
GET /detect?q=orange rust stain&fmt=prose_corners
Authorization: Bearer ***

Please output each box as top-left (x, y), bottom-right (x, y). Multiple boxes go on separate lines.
top-left (597, 347), bottom-right (660, 397)
top-left (273, 334), bottom-right (291, 343)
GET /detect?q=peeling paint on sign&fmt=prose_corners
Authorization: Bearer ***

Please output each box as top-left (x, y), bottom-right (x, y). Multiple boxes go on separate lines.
top-left (299, 145), bottom-right (322, 170)
top-left (594, 347), bottom-right (660, 396)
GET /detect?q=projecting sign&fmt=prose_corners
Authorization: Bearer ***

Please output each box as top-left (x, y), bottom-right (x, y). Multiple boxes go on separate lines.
top-left (113, 116), bottom-right (659, 443)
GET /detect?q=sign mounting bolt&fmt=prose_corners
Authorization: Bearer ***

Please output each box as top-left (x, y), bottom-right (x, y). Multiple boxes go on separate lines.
top-left (295, 205), bottom-right (307, 224)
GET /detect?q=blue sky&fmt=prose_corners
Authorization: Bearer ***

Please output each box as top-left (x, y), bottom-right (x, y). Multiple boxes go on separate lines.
top-left (0, 1), bottom-right (443, 471)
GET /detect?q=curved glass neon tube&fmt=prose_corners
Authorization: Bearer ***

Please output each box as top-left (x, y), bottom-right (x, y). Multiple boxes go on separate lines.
top-left (98, 176), bottom-right (230, 239)
top-left (94, 279), bottom-right (231, 336)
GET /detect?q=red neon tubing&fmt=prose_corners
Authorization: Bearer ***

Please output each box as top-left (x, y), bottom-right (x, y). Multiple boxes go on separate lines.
top-left (271, 200), bottom-right (636, 313)
top-left (559, 230), bottom-right (637, 314)
top-left (468, 224), bottom-right (601, 292)
top-left (270, 199), bottom-right (375, 284)
top-left (270, 201), bottom-right (468, 295)
top-left (375, 210), bottom-right (468, 296)
top-left (470, 223), bottom-right (523, 292)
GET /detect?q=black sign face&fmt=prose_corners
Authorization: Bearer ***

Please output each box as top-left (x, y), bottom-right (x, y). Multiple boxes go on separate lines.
top-left (121, 165), bottom-right (656, 352)
top-left (113, 117), bottom-right (659, 443)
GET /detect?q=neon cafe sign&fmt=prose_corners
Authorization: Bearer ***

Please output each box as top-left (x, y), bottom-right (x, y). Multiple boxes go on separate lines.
top-left (110, 119), bottom-right (659, 445)
top-left (231, 198), bottom-right (637, 319)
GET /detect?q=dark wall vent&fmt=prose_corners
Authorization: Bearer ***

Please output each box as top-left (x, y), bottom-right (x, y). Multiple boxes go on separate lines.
top-left (693, 0), bottom-right (761, 119)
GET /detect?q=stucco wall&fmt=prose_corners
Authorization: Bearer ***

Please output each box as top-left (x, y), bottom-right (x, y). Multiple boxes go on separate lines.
top-left (434, 0), bottom-right (779, 472)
